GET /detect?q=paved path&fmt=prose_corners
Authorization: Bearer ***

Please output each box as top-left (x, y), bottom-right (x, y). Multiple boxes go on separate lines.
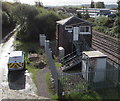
top-left (36, 66), bottom-right (50, 98)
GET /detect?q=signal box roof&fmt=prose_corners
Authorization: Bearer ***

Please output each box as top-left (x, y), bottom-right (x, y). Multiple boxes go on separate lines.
top-left (56, 16), bottom-right (92, 26)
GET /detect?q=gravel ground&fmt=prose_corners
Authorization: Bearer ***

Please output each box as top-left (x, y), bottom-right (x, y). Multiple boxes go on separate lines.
top-left (0, 87), bottom-right (48, 100)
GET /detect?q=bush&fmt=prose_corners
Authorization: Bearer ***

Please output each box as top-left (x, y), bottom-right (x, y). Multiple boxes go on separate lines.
top-left (95, 16), bottom-right (109, 26)
top-left (35, 11), bottom-right (61, 40)
top-left (64, 91), bottom-right (101, 100)
top-left (93, 26), bottom-right (107, 33)
top-left (87, 17), bottom-right (95, 23)
top-left (13, 4), bottom-right (62, 42)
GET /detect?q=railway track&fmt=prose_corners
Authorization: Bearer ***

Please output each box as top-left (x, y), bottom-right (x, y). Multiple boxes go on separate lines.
top-left (92, 31), bottom-right (120, 67)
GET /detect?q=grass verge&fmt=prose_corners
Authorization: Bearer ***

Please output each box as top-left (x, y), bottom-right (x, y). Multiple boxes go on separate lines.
top-left (26, 64), bottom-right (40, 87)
top-left (45, 72), bottom-right (58, 100)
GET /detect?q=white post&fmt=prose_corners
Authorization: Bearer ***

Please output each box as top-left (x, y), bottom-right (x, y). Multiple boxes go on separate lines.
top-left (58, 47), bottom-right (65, 59)
top-left (39, 34), bottom-right (46, 47)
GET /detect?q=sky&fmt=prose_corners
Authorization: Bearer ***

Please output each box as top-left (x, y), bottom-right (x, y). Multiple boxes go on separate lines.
top-left (3, 0), bottom-right (118, 6)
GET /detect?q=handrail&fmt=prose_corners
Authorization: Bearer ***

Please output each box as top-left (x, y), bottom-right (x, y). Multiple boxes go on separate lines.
top-left (62, 57), bottom-right (82, 70)
top-left (62, 55), bottom-right (77, 65)
top-left (60, 49), bottom-right (79, 62)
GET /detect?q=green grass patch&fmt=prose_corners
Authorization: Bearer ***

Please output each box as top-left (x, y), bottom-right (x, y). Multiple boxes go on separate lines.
top-left (55, 62), bottom-right (62, 68)
top-left (26, 64), bottom-right (40, 86)
top-left (14, 40), bottom-right (43, 55)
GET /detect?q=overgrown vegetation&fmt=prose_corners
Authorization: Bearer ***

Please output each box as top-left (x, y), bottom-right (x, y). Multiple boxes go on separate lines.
top-left (12, 4), bottom-right (62, 42)
top-left (2, 2), bottom-right (16, 38)
top-left (2, 1), bottom-right (63, 41)
top-left (63, 90), bottom-right (101, 100)
top-left (92, 2), bottom-right (120, 38)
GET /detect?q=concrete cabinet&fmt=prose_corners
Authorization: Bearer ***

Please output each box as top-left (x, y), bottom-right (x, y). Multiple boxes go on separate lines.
top-left (82, 51), bottom-right (107, 82)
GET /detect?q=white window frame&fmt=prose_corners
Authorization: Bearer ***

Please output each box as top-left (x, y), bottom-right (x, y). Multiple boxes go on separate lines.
top-left (65, 25), bottom-right (73, 32)
top-left (79, 26), bottom-right (91, 34)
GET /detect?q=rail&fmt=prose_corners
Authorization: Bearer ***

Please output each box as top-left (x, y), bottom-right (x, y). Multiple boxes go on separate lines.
top-left (92, 31), bottom-right (120, 66)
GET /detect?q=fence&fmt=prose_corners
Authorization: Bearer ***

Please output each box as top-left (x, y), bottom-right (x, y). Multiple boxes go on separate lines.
top-left (44, 40), bottom-right (59, 95)
top-left (58, 72), bottom-right (88, 96)
top-left (44, 39), bottom-right (120, 97)
top-left (57, 67), bottom-right (119, 96)
top-left (49, 41), bottom-right (57, 55)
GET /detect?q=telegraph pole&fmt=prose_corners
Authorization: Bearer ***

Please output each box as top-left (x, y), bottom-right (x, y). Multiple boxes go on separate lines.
top-left (117, 0), bottom-right (120, 11)
top-left (0, 1), bottom-right (2, 43)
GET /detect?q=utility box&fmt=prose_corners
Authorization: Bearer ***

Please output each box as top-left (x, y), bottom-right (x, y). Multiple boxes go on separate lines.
top-left (58, 47), bottom-right (65, 59)
top-left (39, 34), bottom-right (46, 47)
top-left (82, 51), bottom-right (107, 82)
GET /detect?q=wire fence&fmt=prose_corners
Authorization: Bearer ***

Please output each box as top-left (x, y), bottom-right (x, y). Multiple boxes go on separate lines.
top-left (57, 67), bottom-right (119, 96)
top-left (45, 40), bottom-right (120, 97)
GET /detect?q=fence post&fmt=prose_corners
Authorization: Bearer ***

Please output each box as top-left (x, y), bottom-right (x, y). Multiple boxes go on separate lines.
top-left (45, 40), bottom-right (60, 96)
top-left (45, 40), bottom-right (49, 52)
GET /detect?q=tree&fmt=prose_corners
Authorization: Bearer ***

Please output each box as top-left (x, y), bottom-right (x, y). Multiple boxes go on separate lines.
top-left (35, 11), bottom-right (61, 40)
top-left (13, 4), bottom-right (62, 42)
top-left (2, 2), bottom-right (14, 16)
top-left (2, 12), bottom-right (10, 27)
top-left (96, 2), bottom-right (105, 8)
top-left (95, 16), bottom-right (109, 26)
top-left (112, 1), bottom-right (120, 38)
top-left (12, 4), bottom-right (39, 41)
top-left (12, 4), bottom-right (39, 25)
top-left (90, 0), bottom-right (95, 8)
top-left (77, 12), bottom-right (82, 18)
top-left (35, 1), bottom-right (43, 7)
top-left (84, 9), bottom-right (90, 19)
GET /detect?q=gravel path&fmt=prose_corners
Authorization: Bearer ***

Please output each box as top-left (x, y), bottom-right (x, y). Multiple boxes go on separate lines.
top-left (0, 87), bottom-right (48, 100)
top-left (36, 66), bottom-right (50, 98)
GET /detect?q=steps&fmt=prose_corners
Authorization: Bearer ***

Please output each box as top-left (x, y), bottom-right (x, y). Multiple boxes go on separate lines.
top-left (60, 50), bottom-right (82, 71)
top-left (60, 39), bottom-right (90, 72)
top-left (61, 55), bottom-right (82, 71)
